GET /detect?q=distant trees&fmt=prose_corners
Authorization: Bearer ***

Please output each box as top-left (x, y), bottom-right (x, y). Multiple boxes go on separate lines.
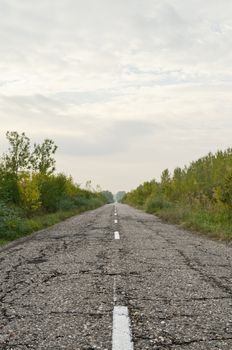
top-left (115, 191), bottom-right (126, 202)
top-left (102, 190), bottom-right (114, 203)
top-left (123, 148), bottom-right (232, 214)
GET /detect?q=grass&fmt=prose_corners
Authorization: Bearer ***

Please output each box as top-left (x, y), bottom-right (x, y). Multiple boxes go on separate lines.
top-left (151, 205), bottom-right (232, 240)
top-left (0, 205), bottom-right (101, 247)
top-left (124, 198), bottom-right (232, 240)
top-left (0, 239), bottom-right (8, 245)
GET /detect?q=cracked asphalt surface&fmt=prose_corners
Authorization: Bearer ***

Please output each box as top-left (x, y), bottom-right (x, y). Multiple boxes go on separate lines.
top-left (1, 203), bottom-right (232, 349)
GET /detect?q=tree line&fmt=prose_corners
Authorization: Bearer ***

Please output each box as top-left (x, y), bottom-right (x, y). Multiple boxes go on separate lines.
top-left (123, 149), bottom-right (232, 238)
top-left (0, 131), bottom-right (113, 243)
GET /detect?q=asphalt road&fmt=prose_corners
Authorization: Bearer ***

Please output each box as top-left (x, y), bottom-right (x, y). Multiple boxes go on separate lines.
top-left (1, 203), bottom-right (232, 349)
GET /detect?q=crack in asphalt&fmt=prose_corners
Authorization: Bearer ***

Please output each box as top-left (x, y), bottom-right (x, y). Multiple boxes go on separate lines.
top-left (176, 249), bottom-right (232, 296)
top-left (1, 204), bottom-right (232, 349)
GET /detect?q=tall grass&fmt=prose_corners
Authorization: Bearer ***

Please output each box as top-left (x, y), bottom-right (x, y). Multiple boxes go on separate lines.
top-left (155, 205), bottom-right (232, 240)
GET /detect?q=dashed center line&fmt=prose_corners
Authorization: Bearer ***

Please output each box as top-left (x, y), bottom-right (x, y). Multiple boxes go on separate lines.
top-left (114, 231), bottom-right (120, 240)
top-left (113, 277), bottom-right (117, 303)
top-left (112, 306), bottom-right (134, 350)
top-left (111, 208), bottom-right (133, 350)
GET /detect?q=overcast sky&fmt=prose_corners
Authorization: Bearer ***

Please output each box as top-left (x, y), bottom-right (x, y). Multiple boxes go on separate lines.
top-left (0, 0), bottom-right (232, 193)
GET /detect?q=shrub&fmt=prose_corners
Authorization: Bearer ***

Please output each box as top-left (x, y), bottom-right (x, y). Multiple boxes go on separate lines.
top-left (37, 173), bottom-right (67, 212)
top-left (58, 198), bottom-right (76, 211)
top-left (144, 196), bottom-right (173, 213)
top-left (0, 201), bottom-right (22, 241)
top-left (18, 172), bottom-right (41, 215)
top-left (0, 169), bottom-right (20, 204)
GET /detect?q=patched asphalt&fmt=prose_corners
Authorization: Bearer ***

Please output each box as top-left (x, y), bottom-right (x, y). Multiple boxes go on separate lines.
top-left (1, 204), bottom-right (232, 349)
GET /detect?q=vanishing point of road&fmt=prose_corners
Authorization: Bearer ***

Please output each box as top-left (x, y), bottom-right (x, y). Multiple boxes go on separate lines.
top-left (1, 204), bottom-right (232, 349)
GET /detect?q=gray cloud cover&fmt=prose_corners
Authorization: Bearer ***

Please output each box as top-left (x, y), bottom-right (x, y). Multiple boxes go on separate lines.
top-left (0, 0), bottom-right (232, 191)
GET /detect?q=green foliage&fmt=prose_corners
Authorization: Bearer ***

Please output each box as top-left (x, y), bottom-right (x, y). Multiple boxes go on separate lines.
top-left (115, 191), bottom-right (126, 202)
top-left (0, 131), bottom-right (108, 245)
top-left (144, 196), bottom-right (173, 213)
top-left (1, 131), bottom-right (58, 176)
top-left (37, 173), bottom-right (68, 212)
top-left (124, 148), bottom-right (232, 239)
top-left (0, 168), bottom-right (20, 203)
top-left (101, 190), bottom-right (114, 203)
top-left (123, 180), bottom-right (158, 208)
top-left (30, 139), bottom-right (57, 174)
top-left (215, 172), bottom-right (232, 208)
top-left (2, 131), bottom-right (31, 174)
top-left (0, 206), bottom-right (100, 245)
top-left (0, 201), bottom-right (22, 241)
top-left (18, 173), bottom-right (41, 215)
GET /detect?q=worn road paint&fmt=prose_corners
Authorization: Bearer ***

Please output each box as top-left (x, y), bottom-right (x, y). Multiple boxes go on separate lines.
top-left (112, 306), bottom-right (134, 350)
top-left (114, 219), bottom-right (118, 223)
top-left (113, 277), bottom-right (117, 303)
top-left (114, 231), bottom-right (120, 240)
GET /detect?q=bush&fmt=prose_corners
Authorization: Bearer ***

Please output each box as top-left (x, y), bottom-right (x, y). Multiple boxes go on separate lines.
top-left (18, 172), bottom-right (41, 215)
top-left (37, 173), bottom-right (67, 212)
top-left (58, 198), bottom-right (76, 211)
top-left (0, 170), bottom-right (20, 204)
top-left (145, 196), bottom-right (173, 213)
top-left (0, 201), bottom-right (23, 241)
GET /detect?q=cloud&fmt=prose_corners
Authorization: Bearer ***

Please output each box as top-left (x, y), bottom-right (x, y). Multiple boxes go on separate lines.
top-left (44, 120), bottom-right (158, 157)
top-left (0, 0), bottom-right (232, 191)
top-left (0, 0), bottom-right (231, 96)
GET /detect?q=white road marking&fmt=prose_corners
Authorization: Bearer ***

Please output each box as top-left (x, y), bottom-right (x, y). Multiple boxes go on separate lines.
top-left (113, 277), bottom-right (117, 303)
top-left (114, 213), bottom-right (117, 216)
top-left (114, 219), bottom-right (118, 223)
top-left (114, 231), bottom-right (120, 240)
top-left (112, 306), bottom-right (134, 350)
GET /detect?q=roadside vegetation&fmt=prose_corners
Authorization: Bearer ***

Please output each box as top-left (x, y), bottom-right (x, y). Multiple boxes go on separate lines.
top-left (115, 191), bottom-right (126, 202)
top-left (123, 149), bottom-right (232, 240)
top-left (0, 131), bottom-right (113, 245)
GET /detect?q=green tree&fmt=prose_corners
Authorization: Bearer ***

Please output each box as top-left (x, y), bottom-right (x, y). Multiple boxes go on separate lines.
top-left (31, 139), bottom-right (57, 175)
top-left (2, 131), bottom-right (31, 175)
top-left (85, 180), bottom-right (93, 191)
top-left (102, 190), bottom-right (114, 203)
top-left (115, 191), bottom-right (126, 202)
